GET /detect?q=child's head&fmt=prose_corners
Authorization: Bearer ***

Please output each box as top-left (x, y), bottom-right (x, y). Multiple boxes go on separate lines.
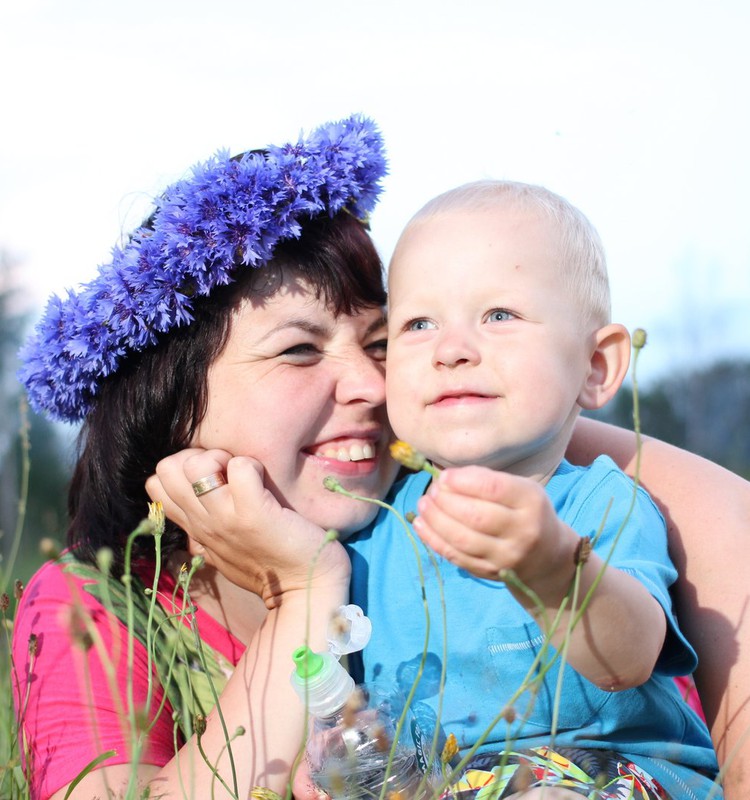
top-left (386, 180), bottom-right (630, 479)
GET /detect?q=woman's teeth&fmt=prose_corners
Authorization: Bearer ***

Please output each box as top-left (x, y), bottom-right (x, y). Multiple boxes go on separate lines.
top-left (322, 443), bottom-right (374, 462)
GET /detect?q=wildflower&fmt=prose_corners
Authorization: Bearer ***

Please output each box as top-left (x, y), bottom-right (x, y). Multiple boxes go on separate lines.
top-left (194, 713), bottom-right (207, 736)
top-left (68, 606), bottom-right (94, 651)
top-left (96, 547), bottom-right (113, 576)
top-left (28, 633), bottom-right (39, 657)
top-left (405, 511), bottom-right (416, 524)
top-left (250, 789), bottom-right (283, 800)
top-left (14, 579), bottom-right (23, 601)
top-left (390, 441), bottom-right (442, 478)
top-left (574, 536), bottom-right (592, 566)
top-left (148, 500), bottom-right (166, 533)
top-left (0, 593), bottom-right (9, 612)
top-left (39, 537), bottom-right (60, 560)
top-left (441, 732), bottom-right (459, 763)
top-left (502, 706), bottom-right (517, 724)
top-left (632, 328), bottom-right (647, 350)
top-left (390, 441), bottom-right (427, 471)
top-left (190, 554), bottom-right (205, 571)
top-left (323, 475), bottom-right (343, 492)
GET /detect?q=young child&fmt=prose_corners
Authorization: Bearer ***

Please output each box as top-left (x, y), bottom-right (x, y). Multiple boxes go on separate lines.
top-left (345, 181), bottom-right (721, 799)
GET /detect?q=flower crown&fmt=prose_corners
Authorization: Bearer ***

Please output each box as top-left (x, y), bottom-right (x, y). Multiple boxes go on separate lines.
top-left (18, 114), bottom-right (387, 423)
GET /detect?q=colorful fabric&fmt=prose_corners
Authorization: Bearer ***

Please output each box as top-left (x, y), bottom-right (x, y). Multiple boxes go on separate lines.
top-left (446, 746), bottom-right (671, 799)
top-left (346, 456), bottom-right (722, 799)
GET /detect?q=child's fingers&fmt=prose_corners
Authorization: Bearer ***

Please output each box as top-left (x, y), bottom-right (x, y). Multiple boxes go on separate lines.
top-left (417, 490), bottom-right (510, 552)
top-left (412, 514), bottom-right (511, 580)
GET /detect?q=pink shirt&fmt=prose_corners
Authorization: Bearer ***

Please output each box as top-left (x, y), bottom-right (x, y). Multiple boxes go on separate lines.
top-left (12, 558), bottom-right (244, 800)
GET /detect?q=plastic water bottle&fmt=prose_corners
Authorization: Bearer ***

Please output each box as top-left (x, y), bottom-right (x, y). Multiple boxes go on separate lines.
top-left (291, 646), bottom-right (428, 799)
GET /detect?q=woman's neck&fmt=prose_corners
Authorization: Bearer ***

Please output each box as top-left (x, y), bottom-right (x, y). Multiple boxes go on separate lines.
top-left (168, 553), bottom-right (268, 646)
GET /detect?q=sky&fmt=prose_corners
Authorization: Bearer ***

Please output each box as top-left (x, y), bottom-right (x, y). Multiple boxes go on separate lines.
top-left (1, 0), bottom-right (749, 387)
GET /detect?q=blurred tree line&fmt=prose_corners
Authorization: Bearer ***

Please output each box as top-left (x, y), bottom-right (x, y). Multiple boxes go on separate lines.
top-left (1, 248), bottom-right (749, 585)
top-left (589, 360), bottom-right (750, 480)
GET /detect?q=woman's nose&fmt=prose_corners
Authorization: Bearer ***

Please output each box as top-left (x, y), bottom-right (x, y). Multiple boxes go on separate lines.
top-left (432, 327), bottom-right (481, 368)
top-left (335, 349), bottom-right (386, 406)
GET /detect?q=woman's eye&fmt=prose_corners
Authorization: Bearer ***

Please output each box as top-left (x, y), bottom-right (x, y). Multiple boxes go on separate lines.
top-left (280, 343), bottom-right (320, 358)
top-left (486, 309), bottom-right (514, 323)
top-left (407, 319), bottom-right (436, 331)
top-left (366, 339), bottom-right (388, 360)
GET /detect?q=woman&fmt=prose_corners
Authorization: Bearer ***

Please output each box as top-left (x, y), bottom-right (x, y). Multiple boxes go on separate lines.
top-left (14, 115), bottom-right (399, 799)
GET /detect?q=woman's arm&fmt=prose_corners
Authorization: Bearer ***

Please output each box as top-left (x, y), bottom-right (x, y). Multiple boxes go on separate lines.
top-left (569, 417), bottom-right (750, 798)
top-left (46, 451), bottom-right (350, 800)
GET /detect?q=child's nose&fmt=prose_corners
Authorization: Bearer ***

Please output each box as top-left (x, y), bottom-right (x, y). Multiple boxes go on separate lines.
top-left (432, 328), bottom-right (481, 368)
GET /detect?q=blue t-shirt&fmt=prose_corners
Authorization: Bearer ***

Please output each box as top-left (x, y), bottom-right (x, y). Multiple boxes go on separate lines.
top-left (346, 456), bottom-right (720, 799)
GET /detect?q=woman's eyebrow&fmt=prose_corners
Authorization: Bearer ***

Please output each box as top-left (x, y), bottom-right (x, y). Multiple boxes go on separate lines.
top-left (365, 313), bottom-right (388, 336)
top-left (255, 318), bottom-right (331, 344)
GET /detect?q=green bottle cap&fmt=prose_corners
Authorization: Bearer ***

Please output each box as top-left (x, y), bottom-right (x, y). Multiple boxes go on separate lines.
top-left (292, 645), bottom-right (325, 679)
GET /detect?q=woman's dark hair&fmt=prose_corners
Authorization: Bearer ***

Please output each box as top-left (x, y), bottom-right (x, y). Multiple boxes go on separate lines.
top-left (67, 211), bottom-right (386, 573)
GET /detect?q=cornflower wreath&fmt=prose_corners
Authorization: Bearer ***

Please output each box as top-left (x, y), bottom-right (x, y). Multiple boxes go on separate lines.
top-left (18, 114), bottom-right (387, 423)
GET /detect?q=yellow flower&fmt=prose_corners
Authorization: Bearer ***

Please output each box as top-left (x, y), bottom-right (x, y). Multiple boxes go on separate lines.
top-left (441, 732), bottom-right (459, 763)
top-left (390, 441), bottom-right (426, 471)
top-left (148, 500), bottom-right (166, 533)
top-left (250, 788), bottom-right (283, 800)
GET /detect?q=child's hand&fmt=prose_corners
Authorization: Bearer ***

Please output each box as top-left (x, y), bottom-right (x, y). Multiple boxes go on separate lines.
top-left (414, 466), bottom-right (579, 594)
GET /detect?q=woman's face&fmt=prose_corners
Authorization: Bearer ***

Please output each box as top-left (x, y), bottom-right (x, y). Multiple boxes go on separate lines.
top-left (192, 271), bottom-right (398, 536)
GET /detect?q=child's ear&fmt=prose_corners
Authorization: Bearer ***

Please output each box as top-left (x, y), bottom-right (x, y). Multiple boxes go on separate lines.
top-left (578, 323), bottom-right (631, 411)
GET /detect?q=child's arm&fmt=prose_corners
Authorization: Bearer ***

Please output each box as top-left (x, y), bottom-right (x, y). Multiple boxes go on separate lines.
top-left (569, 418), bottom-right (750, 799)
top-left (413, 465), bottom-right (666, 691)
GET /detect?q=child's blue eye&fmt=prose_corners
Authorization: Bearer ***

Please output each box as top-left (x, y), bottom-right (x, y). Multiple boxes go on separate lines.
top-left (487, 309), bottom-right (514, 323)
top-left (407, 319), bottom-right (436, 331)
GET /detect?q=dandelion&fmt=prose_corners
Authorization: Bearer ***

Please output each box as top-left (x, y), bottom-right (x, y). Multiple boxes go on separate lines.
top-left (390, 441), bottom-right (442, 478)
top-left (148, 500), bottom-right (166, 532)
top-left (441, 732), bottom-right (459, 763)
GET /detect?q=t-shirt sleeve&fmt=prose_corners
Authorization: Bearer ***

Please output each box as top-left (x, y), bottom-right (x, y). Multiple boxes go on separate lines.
top-left (569, 462), bottom-right (697, 677)
top-left (12, 560), bottom-right (177, 800)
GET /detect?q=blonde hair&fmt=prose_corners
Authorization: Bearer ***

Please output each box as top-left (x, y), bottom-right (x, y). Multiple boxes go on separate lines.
top-left (400, 180), bottom-right (611, 328)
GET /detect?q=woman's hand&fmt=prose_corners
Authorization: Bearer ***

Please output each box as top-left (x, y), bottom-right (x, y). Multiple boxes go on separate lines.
top-left (146, 448), bottom-right (350, 608)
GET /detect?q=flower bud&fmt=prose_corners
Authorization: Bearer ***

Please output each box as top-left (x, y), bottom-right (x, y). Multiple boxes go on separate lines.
top-left (632, 328), bottom-right (647, 350)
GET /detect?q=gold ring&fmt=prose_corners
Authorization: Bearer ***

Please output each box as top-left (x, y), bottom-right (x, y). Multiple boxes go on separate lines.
top-left (191, 472), bottom-right (227, 497)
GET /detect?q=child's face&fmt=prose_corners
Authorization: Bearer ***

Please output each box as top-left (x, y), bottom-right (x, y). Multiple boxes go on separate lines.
top-left (386, 206), bottom-right (597, 479)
